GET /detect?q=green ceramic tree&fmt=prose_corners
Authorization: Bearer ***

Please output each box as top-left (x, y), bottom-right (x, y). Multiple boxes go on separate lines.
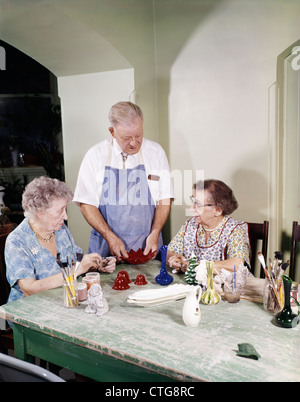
top-left (185, 254), bottom-right (198, 285)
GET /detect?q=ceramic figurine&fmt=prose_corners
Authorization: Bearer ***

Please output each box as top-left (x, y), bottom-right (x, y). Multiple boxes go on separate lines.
top-left (112, 271), bottom-right (130, 290)
top-left (182, 286), bottom-right (202, 327)
top-left (85, 283), bottom-right (109, 316)
top-left (185, 253), bottom-right (198, 285)
top-left (134, 274), bottom-right (148, 285)
top-left (118, 270), bottom-right (131, 283)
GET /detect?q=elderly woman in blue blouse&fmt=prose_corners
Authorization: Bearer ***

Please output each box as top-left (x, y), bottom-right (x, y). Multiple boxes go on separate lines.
top-left (5, 176), bottom-right (116, 304)
top-left (167, 179), bottom-right (250, 273)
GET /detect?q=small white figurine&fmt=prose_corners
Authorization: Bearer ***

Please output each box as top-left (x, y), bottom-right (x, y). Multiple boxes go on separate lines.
top-left (195, 260), bottom-right (207, 286)
top-left (85, 283), bottom-right (109, 316)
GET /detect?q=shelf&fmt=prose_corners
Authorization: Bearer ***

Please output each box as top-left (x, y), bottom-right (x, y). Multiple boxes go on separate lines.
top-left (0, 166), bottom-right (46, 182)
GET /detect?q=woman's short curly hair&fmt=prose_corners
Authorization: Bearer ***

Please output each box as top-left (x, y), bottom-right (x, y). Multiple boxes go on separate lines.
top-left (22, 176), bottom-right (73, 218)
top-left (193, 179), bottom-right (238, 216)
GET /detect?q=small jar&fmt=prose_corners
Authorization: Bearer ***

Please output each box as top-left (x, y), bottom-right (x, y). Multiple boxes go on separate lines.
top-left (86, 272), bottom-right (100, 285)
top-left (291, 281), bottom-right (299, 306)
top-left (224, 288), bottom-right (240, 303)
top-left (77, 282), bottom-right (87, 301)
top-left (82, 276), bottom-right (97, 291)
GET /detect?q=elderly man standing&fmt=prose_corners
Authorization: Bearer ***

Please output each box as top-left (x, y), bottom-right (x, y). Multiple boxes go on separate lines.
top-left (73, 101), bottom-right (174, 260)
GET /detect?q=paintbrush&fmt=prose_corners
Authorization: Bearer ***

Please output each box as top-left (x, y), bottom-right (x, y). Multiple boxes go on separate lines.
top-left (277, 260), bottom-right (289, 307)
top-left (273, 252), bottom-right (282, 279)
top-left (274, 251), bottom-right (283, 268)
top-left (263, 267), bottom-right (281, 310)
top-left (76, 252), bottom-right (84, 262)
top-left (244, 260), bottom-right (251, 271)
top-left (279, 260), bottom-right (290, 277)
top-left (59, 266), bottom-right (76, 307)
top-left (214, 267), bottom-right (232, 288)
top-left (257, 251), bottom-right (266, 269)
top-left (56, 257), bottom-right (63, 269)
top-left (269, 258), bottom-right (274, 277)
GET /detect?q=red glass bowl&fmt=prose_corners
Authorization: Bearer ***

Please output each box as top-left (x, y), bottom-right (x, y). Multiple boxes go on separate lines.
top-left (123, 248), bottom-right (156, 265)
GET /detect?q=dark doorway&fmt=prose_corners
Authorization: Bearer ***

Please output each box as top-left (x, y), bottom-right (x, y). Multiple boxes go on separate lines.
top-left (0, 40), bottom-right (64, 218)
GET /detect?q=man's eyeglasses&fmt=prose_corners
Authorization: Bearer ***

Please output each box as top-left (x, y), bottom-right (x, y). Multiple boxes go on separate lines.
top-left (190, 196), bottom-right (214, 209)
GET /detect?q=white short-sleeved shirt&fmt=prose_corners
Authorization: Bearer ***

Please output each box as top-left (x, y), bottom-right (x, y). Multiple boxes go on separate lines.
top-left (73, 138), bottom-right (174, 207)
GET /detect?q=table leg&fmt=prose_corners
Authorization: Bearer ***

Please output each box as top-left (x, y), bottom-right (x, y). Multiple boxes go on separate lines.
top-left (12, 324), bottom-right (176, 381)
top-left (13, 324), bottom-right (35, 364)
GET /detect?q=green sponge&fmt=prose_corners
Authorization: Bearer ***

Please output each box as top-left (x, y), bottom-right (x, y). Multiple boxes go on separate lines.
top-left (236, 343), bottom-right (261, 360)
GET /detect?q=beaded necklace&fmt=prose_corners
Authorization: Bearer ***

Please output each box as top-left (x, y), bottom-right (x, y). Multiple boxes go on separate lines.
top-left (29, 220), bottom-right (55, 242)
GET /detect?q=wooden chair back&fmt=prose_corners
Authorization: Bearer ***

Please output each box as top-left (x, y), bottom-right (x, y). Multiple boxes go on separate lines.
top-left (247, 221), bottom-right (269, 277)
top-left (290, 221), bottom-right (300, 281)
top-left (0, 225), bottom-right (14, 306)
top-left (0, 224), bottom-right (15, 354)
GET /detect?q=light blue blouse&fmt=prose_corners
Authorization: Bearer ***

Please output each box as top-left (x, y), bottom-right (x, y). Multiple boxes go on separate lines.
top-left (5, 218), bottom-right (83, 304)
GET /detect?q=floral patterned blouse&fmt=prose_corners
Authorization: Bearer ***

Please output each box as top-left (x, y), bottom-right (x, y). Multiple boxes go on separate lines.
top-left (168, 216), bottom-right (250, 266)
top-left (5, 218), bottom-right (83, 304)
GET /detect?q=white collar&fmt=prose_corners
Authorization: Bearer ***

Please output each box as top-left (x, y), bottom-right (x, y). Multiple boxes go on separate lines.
top-left (112, 137), bottom-right (144, 158)
top-left (112, 138), bottom-right (123, 155)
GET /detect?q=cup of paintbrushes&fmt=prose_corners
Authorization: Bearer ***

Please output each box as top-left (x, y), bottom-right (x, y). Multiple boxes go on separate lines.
top-left (60, 264), bottom-right (78, 308)
top-left (263, 276), bottom-right (283, 314)
top-left (63, 279), bottom-right (78, 308)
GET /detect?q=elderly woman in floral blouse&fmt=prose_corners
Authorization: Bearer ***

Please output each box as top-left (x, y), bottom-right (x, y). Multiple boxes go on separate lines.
top-left (5, 176), bottom-right (116, 304)
top-left (167, 179), bottom-right (250, 273)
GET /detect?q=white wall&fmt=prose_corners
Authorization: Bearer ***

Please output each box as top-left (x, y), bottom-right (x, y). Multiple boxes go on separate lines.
top-left (156, 0), bottom-right (300, 249)
top-left (4, 0), bottom-right (299, 262)
top-left (57, 0), bottom-right (300, 259)
top-left (58, 69), bottom-right (134, 252)
top-left (1, 0), bottom-right (300, 280)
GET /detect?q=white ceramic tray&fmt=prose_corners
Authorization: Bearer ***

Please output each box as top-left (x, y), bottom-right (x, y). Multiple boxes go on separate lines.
top-left (126, 284), bottom-right (192, 307)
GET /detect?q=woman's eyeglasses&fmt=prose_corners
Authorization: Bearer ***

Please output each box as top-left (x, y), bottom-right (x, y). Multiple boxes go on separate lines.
top-left (190, 196), bottom-right (214, 209)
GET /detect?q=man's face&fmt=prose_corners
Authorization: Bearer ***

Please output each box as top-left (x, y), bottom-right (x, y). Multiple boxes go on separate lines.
top-left (109, 117), bottom-right (143, 155)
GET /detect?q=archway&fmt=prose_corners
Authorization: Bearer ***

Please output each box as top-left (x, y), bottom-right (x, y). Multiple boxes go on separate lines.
top-left (0, 40), bottom-right (63, 222)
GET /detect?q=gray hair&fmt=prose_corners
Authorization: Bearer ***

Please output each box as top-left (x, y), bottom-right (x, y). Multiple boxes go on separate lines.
top-left (22, 176), bottom-right (73, 219)
top-left (108, 101), bottom-right (143, 128)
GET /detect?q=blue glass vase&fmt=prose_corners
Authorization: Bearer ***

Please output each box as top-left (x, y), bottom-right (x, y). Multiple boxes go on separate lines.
top-left (155, 245), bottom-right (173, 286)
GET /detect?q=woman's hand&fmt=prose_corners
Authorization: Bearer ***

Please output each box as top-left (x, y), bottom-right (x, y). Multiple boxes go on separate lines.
top-left (167, 253), bottom-right (188, 272)
top-left (76, 253), bottom-right (102, 276)
top-left (99, 256), bottom-right (116, 273)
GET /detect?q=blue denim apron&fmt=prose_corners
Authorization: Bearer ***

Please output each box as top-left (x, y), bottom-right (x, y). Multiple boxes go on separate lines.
top-left (88, 142), bottom-right (163, 257)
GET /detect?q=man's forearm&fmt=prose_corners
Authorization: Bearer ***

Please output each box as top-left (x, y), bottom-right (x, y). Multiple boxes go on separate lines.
top-left (150, 199), bottom-right (172, 235)
top-left (80, 203), bottom-right (114, 241)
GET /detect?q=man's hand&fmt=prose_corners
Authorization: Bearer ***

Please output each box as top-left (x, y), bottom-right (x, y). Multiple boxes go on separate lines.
top-left (106, 232), bottom-right (129, 261)
top-left (143, 232), bottom-right (159, 256)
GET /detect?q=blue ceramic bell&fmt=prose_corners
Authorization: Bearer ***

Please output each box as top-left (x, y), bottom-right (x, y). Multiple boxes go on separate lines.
top-left (155, 245), bottom-right (173, 286)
